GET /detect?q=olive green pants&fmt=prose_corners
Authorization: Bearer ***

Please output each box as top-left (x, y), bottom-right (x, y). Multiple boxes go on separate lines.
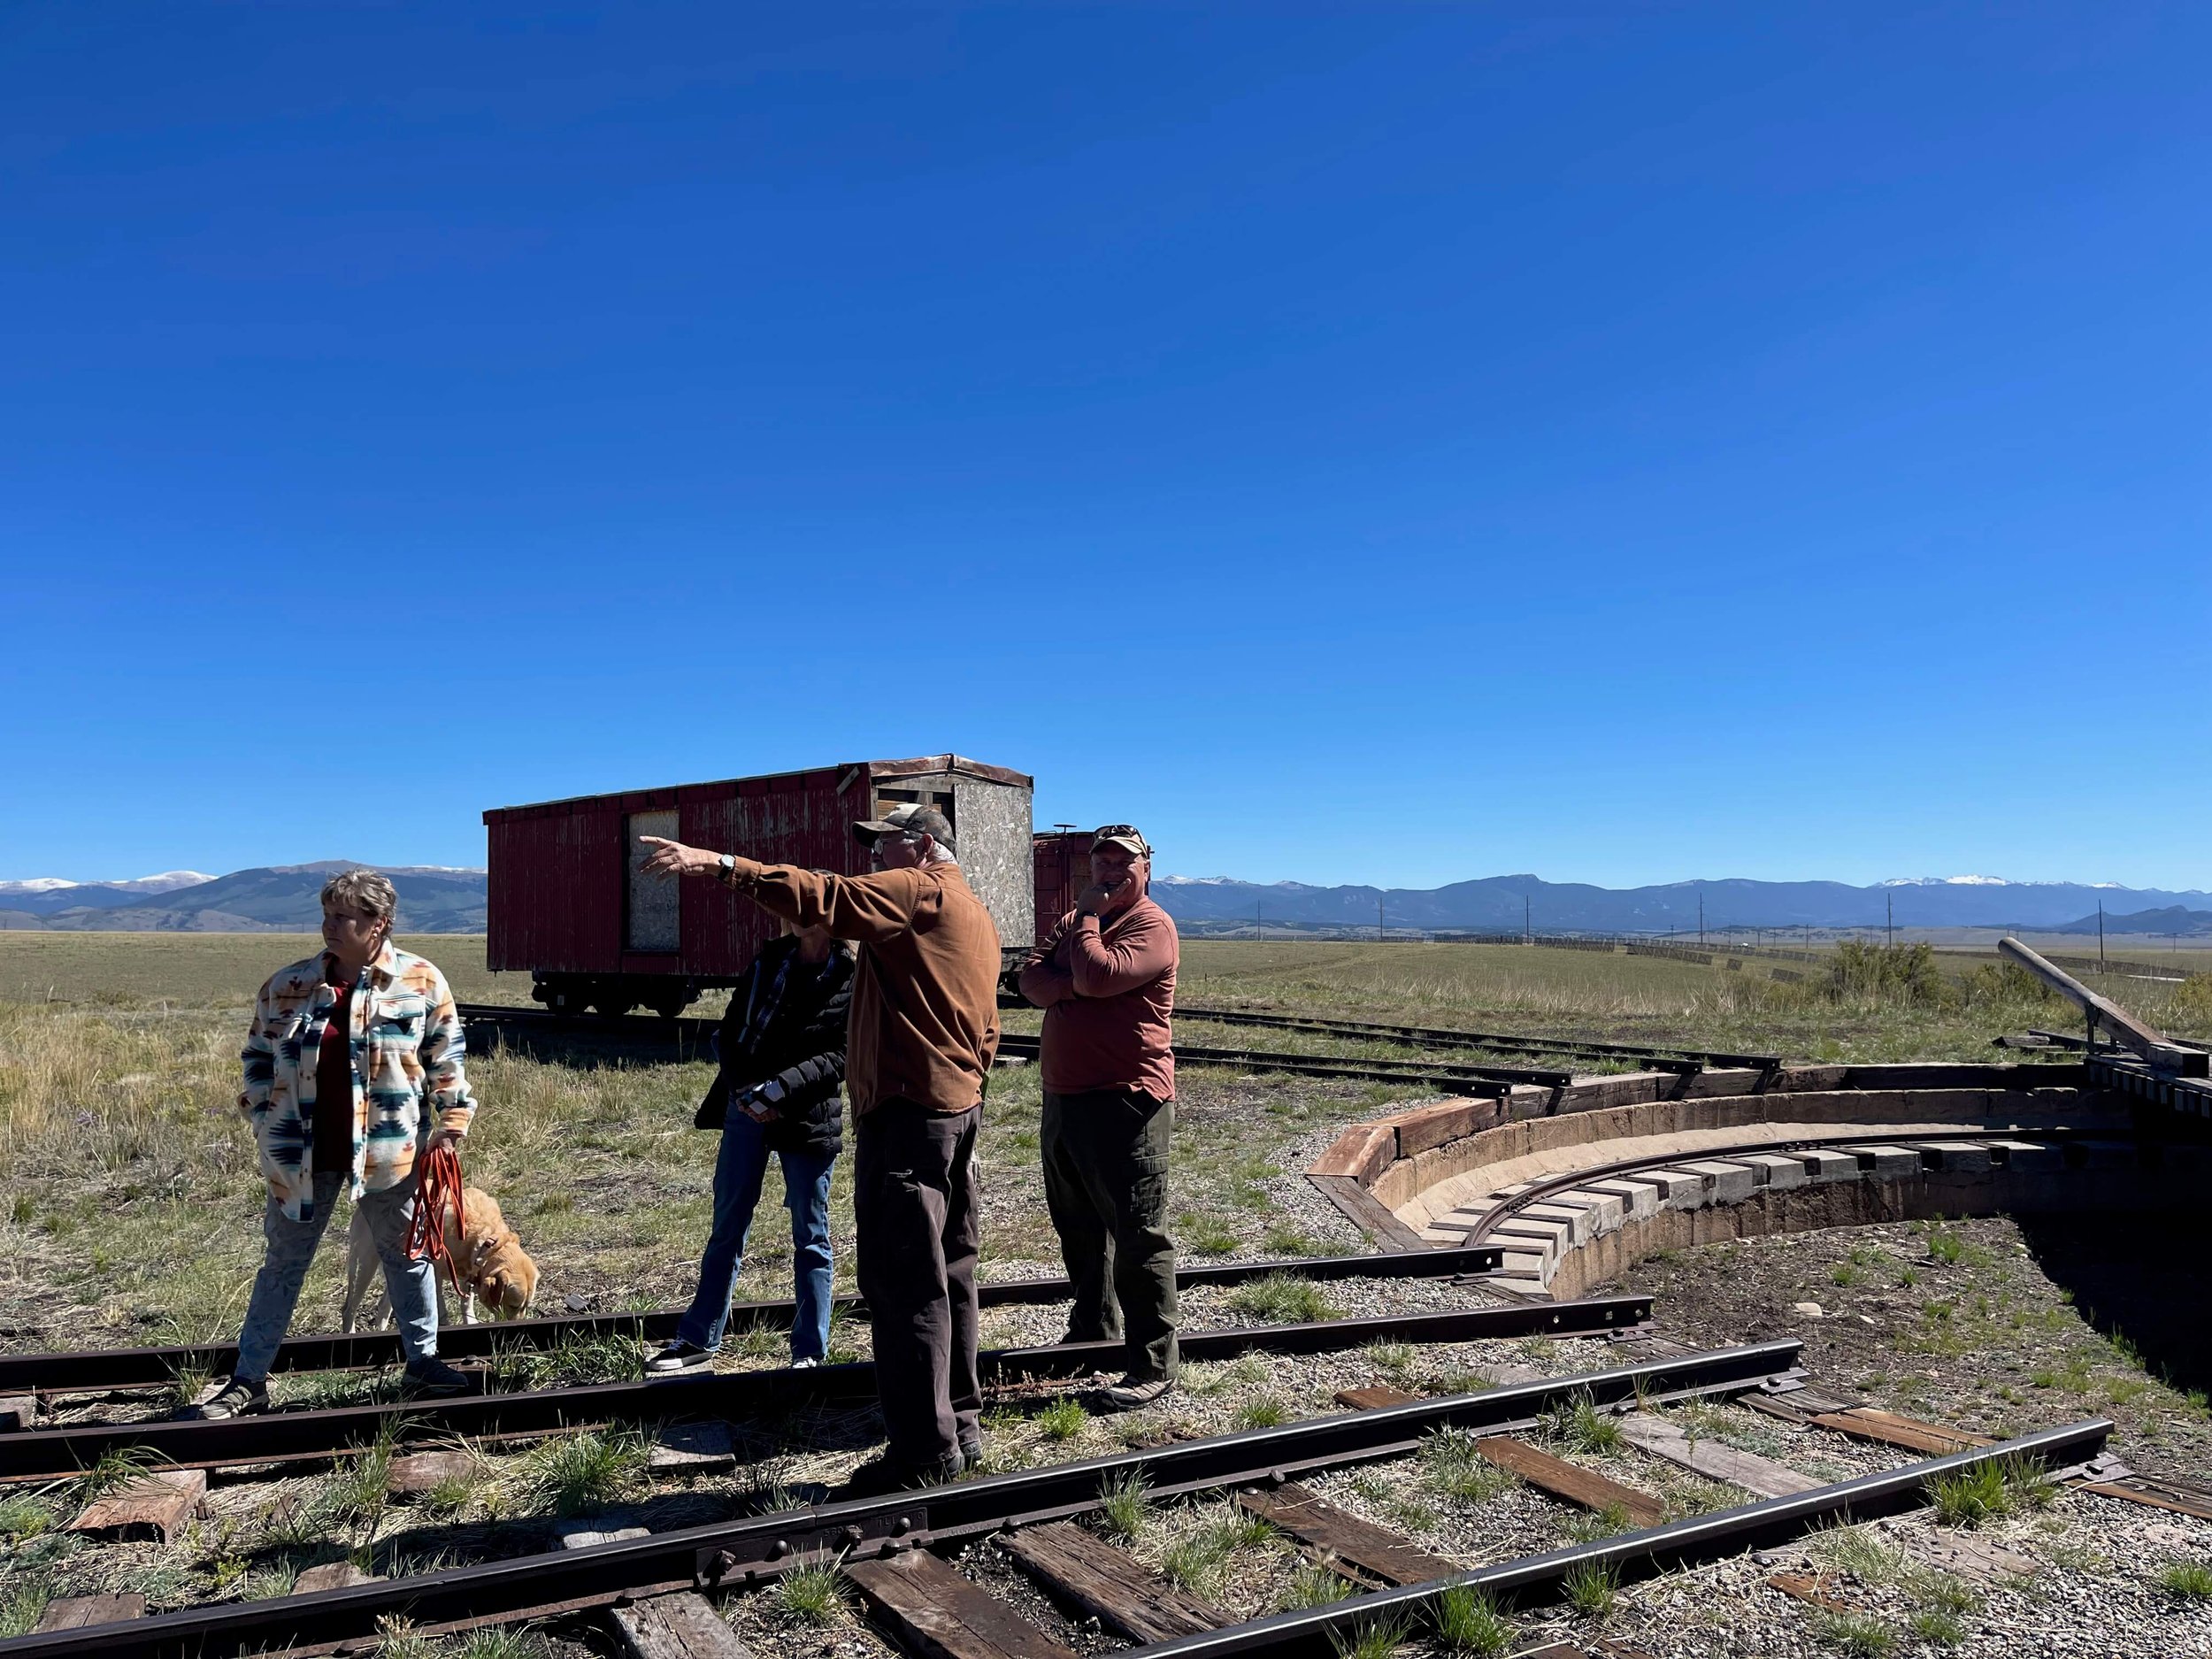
top-left (1041, 1087), bottom-right (1179, 1379)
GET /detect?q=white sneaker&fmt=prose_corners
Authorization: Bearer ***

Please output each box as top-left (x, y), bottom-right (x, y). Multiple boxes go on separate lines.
top-left (791, 1356), bottom-right (819, 1370)
top-left (1102, 1372), bottom-right (1175, 1410)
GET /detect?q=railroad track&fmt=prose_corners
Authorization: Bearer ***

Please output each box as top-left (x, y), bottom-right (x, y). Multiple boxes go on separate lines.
top-left (0, 1333), bottom-right (2119, 1659)
top-left (0, 1296), bottom-right (1653, 1482)
top-left (0, 1244), bottom-right (1505, 1396)
top-left (1173, 1005), bottom-right (1779, 1074)
top-left (459, 1002), bottom-right (1580, 1092)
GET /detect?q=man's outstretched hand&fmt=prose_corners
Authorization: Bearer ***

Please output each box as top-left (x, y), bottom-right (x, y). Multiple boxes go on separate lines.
top-left (640, 835), bottom-right (722, 879)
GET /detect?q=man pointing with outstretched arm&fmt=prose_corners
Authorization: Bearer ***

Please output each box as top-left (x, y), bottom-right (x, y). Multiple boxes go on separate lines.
top-left (641, 803), bottom-right (1002, 1493)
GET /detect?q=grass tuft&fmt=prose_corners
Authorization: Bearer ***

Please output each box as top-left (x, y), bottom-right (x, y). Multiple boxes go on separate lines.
top-left (1812, 1610), bottom-right (1898, 1656)
top-left (1430, 1583), bottom-right (1512, 1656)
top-left (1225, 1273), bottom-right (1341, 1325)
top-left (2159, 1560), bottom-right (2212, 1600)
top-left (517, 1428), bottom-right (650, 1517)
top-left (1036, 1398), bottom-right (1088, 1441)
top-left (1097, 1469), bottom-right (1150, 1542)
top-left (1420, 1428), bottom-right (1515, 1503)
top-left (1546, 1392), bottom-right (1624, 1455)
top-left (1561, 1560), bottom-right (1617, 1618)
top-left (776, 1555), bottom-right (846, 1623)
top-left (1233, 1396), bottom-right (1289, 1430)
top-left (1279, 1564), bottom-right (1356, 1609)
top-left (1327, 1614), bottom-right (1410, 1659)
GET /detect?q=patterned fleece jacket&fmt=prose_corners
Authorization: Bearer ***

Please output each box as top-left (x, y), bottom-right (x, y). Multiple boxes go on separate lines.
top-left (239, 942), bottom-right (476, 1221)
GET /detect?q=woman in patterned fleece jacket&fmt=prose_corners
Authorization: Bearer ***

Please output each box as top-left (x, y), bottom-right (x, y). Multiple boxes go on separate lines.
top-left (181, 870), bottom-right (478, 1419)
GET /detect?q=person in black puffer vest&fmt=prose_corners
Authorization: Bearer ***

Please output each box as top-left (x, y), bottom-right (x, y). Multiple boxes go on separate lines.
top-left (649, 921), bottom-right (856, 1371)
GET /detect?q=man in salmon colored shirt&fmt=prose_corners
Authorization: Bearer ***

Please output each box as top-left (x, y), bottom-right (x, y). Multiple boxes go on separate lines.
top-left (1018, 825), bottom-right (1179, 1409)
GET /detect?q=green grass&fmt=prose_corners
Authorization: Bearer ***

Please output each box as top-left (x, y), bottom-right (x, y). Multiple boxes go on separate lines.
top-left (516, 1428), bottom-right (650, 1517)
top-left (1908, 1609), bottom-right (1966, 1647)
top-left (2159, 1560), bottom-right (2212, 1600)
top-left (1420, 1428), bottom-right (1516, 1504)
top-left (1327, 1614), bottom-right (1410, 1659)
top-left (1225, 1273), bottom-right (1342, 1325)
top-left (1546, 1392), bottom-right (1624, 1455)
top-left (1233, 1396), bottom-right (1290, 1430)
top-left (0, 1578), bottom-right (54, 1641)
top-left (1561, 1560), bottom-right (1617, 1618)
top-left (0, 1494), bottom-right (54, 1542)
top-left (1927, 1461), bottom-right (2008, 1528)
top-left (1035, 1398), bottom-right (1088, 1441)
top-left (1279, 1565), bottom-right (1356, 1609)
top-left (1160, 1503), bottom-right (1277, 1600)
top-left (1429, 1584), bottom-right (1512, 1656)
top-left (454, 1631), bottom-right (551, 1659)
top-left (1563, 1502), bottom-right (1632, 1541)
top-left (1097, 1469), bottom-right (1150, 1541)
top-left (1813, 1610), bottom-right (1898, 1657)
top-left (776, 1556), bottom-right (845, 1623)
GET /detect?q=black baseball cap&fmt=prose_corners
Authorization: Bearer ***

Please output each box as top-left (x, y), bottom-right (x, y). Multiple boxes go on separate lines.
top-left (853, 802), bottom-right (956, 855)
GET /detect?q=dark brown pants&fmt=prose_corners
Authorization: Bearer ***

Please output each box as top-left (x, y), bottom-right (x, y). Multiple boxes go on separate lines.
top-left (854, 1099), bottom-right (982, 1471)
top-left (1041, 1087), bottom-right (1179, 1380)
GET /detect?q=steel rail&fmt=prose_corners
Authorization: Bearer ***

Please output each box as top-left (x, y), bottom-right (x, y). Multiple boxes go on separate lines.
top-left (458, 1003), bottom-right (1577, 1091)
top-left (0, 1245), bottom-right (1504, 1395)
top-left (1174, 1005), bottom-right (1780, 1072)
top-left (1461, 1126), bottom-right (2114, 1248)
top-left (0, 1296), bottom-right (1652, 1482)
top-left (0, 1338), bottom-right (1801, 1659)
top-left (1120, 1415), bottom-right (2115, 1659)
top-left (994, 1031), bottom-right (1573, 1091)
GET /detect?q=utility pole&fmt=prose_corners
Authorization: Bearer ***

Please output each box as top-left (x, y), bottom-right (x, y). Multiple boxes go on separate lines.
top-left (1524, 894), bottom-right (1532, 945)
top-left (2098, 900), bottom-right (2106, 969)
top-left (1698, 893), bottom-right (1705, 947)
top-left (1378, 899), bottom-right (1385, 944)
top-left (1886, 891), bottom-right (1894, 949)
top-left (1256, 900), bottom-right (1262, 941)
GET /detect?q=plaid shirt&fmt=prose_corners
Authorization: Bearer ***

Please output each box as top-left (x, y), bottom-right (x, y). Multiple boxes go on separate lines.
top-left (239, 942), bottom-right (475, 1221)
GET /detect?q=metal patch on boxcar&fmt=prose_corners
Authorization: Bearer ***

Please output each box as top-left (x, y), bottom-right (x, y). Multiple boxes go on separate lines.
top-left (625, 810), bottom-right (680, 951)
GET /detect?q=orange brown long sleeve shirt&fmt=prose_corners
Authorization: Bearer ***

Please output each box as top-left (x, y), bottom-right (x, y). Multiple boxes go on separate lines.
top-left (1018, 896), bottom-right (1177, 1099)
top-left (724, 858), bottom-right (1002, 1116)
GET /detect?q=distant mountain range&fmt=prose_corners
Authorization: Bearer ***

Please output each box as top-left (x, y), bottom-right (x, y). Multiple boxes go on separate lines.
top-left (2041, 904), bottom-right (2212, 938)
top-left (0, 864), bottom-right (487, 933)
top-left (4, 863), bottom-right (2206, 939)
top-left (1153, 873), bottom-right (2212, 936)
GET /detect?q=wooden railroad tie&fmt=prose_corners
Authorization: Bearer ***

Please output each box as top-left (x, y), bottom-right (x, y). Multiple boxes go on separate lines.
top-left (846, 1548), bottom-right (1082, 1659)
top-left (33, 1594), bottom-right (145, 1633)
top-left (1472, 1438), bottom-right (1666, 1528)
top-left (1235, 1481), bottom-right (1460, 1587)
top-left (610, 1591), bottom-right (752, 1659)
top-left (1002, 1520), bottom-right (1225, 1642)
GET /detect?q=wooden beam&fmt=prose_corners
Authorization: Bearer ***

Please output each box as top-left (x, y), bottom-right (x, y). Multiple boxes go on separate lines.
top-left (1615, 1416), bottom-right (1823, 1499)
top-left (1473, 1437), bottom-right (1666, 1527)
top-left (1334, 1385), bottom-right (1421, 1410)
top-left (1236, 1481), bottom-right (1461, 1588)
top-left (1998, 938), bottom-right (2205, 1071)
top-left (2080, 1474), bottom-right (2212, 1522)
top-left (845, 1549), bottom-right (1081, 1659)
top-left (70, 1469), bottom-right (206, 1545)
top-left (1306, 1176), bottom-right (1433, 1253)
top-left (1808, 1408), bottom-right (1994, 1456)
top-left (610, 1592), bottom-right (754, 1659)
top-left (33, 1594), bottom-right (145, 1632)
top-left (1002, 1522), bottom-right (1223, 1643)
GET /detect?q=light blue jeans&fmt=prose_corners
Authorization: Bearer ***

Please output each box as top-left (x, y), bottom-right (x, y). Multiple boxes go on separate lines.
top-left (234, 1171), bottom-right (438, 1381)
top-left (677, 1112), bottom-right (836, 1362)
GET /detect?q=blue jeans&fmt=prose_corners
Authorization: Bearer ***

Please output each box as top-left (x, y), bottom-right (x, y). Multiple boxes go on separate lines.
top-left (235, 1171), bottom-right (438, 1381)
top-left (677, 1113), bottom-right (836, 1361)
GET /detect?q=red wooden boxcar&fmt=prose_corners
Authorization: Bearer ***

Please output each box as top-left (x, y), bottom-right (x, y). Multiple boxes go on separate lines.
top-left (486, 755), bottom-right (1035, 1016)
top-left (1030, 829), bottom-right (1095, 939)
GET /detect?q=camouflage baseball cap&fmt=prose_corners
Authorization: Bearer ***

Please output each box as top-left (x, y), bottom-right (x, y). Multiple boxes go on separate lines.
top-left (1091, 824), bottom-right (1151, 856)
top-left (853, 802), bottom-right (956, 854)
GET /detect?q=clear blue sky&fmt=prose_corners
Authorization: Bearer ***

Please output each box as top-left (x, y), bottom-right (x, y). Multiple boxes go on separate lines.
top-left (4, 5), bottom-right (2206, 890)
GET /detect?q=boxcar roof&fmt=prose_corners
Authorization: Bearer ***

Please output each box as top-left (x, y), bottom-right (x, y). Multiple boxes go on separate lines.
top-left (481, 754), bottom-right (1032, 822)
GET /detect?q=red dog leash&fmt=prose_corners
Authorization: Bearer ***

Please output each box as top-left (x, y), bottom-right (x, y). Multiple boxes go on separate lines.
top-left (404, 1141), bottom-right (469, 1300)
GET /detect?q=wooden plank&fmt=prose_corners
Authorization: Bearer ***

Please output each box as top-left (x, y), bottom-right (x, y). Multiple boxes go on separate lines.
top-left (1593, 1641), bottom-right (1663, 1659)
top-left (846, 1548), bottom-right (1081, 1659)
top-left (33, 1594), bottom-right (146, 1632)
top-left (2081, 1476), bottom-right (2212, 1521)
top-left (1334, 1385), bottom-right (1420, 1410)
top-left (1002, 1521), bottom-right (1223, 1643)
top-left (650, 1420), bottom-right (738, 1475)
top-left (1306, 1175), bottom-right (1434, 1254)
top-left (0, 1393), bottom-right (37, 1432)
top-left (1767, 1571), bottom-right (1853, 1613)
top-left (295, 1562), bottom-right (380, 1593)
top-left (611, 1592), bottom-right (754, 1659)
top-left (1474, 1437), bottom-right (1666, 1527)
top-left (70, 1468), bottom-right (207, 1544)
top-left (1616, 1416), bottom-right (1823, 1499)
top-left (1236, 1481), bottom-right (1460, 1588)
top-left (1808, 1408), bottom-right (1994, 1456)
top-left (1914, 1530), bottom-right (2038, 1586)
top-left (1309, 1124), bottom-right (1397, 1182)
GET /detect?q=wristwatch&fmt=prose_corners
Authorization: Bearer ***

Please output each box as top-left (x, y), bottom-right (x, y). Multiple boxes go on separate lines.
top-left (717, 855), bottom-right (736, 883)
